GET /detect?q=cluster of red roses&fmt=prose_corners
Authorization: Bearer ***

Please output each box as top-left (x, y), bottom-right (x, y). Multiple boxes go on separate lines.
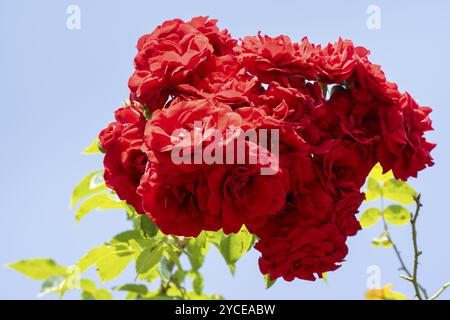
top-left (98, 17), bottom-right (435, 281)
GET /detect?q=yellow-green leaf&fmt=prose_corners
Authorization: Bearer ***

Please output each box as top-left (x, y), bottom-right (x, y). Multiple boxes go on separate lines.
top-left (382, 179), bottom-right (416, 205)
top-left (219, 228), bottom-right (254, 274)
top-left (370, 163), bottom-right (394, 183)
top-left (70, 170), bottom-right (107, 209)
top-left (75, 193), bottom-right (124, 222)
top-left (136, 246), bottom-right (163, 276)
top-left (7, 259), bottom-right (67, 280)
top-left (96, 247), bottom-right (136, 282)
top-left (264, 274), bottom-right (276, 289)
top-left (365, 177), bottom-right (382, 201)
top-left (82, 138), bottom-right (102, 155)
top-left (383, 205), bottom-right (411, 226)
top-left (360, 208), bottom-right (381, 228)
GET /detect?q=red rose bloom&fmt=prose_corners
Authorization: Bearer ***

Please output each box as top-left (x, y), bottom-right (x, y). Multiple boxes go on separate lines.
top-left (97, 17), bottom-right (435, 282)
top-left (206, 147), bottom-right (289, 234)
top-left (377, 93), bottom-right (435, 180)
top-left (317, 38), bottom-right (358, 84)
top-left (138, 166), bottom-right (221, 237)
top-left (99, 104), bottom-right (147, 213)
top-left (256, 219), bottom-right (348, 281)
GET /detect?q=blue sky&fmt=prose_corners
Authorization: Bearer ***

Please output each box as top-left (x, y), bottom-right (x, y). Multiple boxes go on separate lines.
top-left (1, 0), bottom-right (450, 299)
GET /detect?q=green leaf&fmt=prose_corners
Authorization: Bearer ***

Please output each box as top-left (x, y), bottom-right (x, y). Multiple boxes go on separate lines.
top-left (7, 259), bottom-right (67, 280)
top-left (264, 274), bottom-right (276, 289)
top-left (187, 232), bottom-right (210, 271)
top-left (75, 193), bottom-right (124, 222)
top-left (82, 138), bottom-right (102, 155)
top-left (92, 289), bottom-right (113, 300)
top-left (382, 179), bottom-right (416, 205)
top-left (219, 228), bottom-right (254, 274)
top-left (136, 246), bottom-right (163, 276)
top-left (365, 177), bottom-right (382, 201)
top-left (192, 272), bottom-right (204, 295)
top-left (115, 284), bottom-right (148, 295)
top-left (77, 245), bottom-right (110, 273)
top-left (80, 280), bottom-right (113, 300)
top-left (360, 208), bottom-right (381, 228)
top-left (158, 256), bottom-right (171, 284)
top-left (76, 244), bottom-right (136, 282)
top-left (383, 205), bottom-right (411, 226)
top-left (80, 279), bottom-right (96, 292)
top-left (70, 170), bottom-right (106, 209)
top-left (96, 247), bottom-right (136, 282)
top-left (111, 230), bottom-right (143, 245)
top-left (39, 276), bottom-right (65, 297)
top-left (139, 215), bottom-right (159, 238)
top-left (370, 163), bottom-right (394, 183)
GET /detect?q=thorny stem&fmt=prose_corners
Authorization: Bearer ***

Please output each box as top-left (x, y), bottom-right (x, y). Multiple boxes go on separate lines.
top-left (379, 194), bottom-right (428, 299)
top-left (411, 194), bottom-right (423, 300)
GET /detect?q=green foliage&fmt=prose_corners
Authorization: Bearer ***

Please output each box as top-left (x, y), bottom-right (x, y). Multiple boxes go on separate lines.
top-left (70, 170), bottom-right (107, 209)
top-left (6, 259), bottom-right (67, 280)
top-left (360, 208), bottom-right (381, 228)
top-left (264, 274), bottom-right (276, 289)
top-left (365, 177), bottom-right (382, 201)
top-left (136, 246), bottom-right (163, 278)
top-left (75, 193), bottom-right (125, 222)
top-left (219, 228), bottom-right (254, 275)
top-left (382, 179), bottom-right (416, 205)
top-left (82, 138), bottom-right (102, 155)
top-left (187, 232), bottom-right (210, 271)
top-left (383, 205), bottom-right (411, 226)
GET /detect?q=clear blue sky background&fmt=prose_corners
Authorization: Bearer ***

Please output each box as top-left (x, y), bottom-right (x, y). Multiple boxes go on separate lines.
top-left (1, 0), bottom-right (449, 299)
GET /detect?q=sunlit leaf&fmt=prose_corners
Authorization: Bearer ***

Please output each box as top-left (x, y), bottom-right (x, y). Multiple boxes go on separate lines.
top-left (219, 228), bottom-right (254, 275)
top-left (136, 246), bottom-right (163, 276)
top-left (365, 177), bottom-right (382, 202)
top-left (39, 276), bottom-right (65, 297)
top-left (370, 163), bottom-right (394, 183)
top-left (75, 193), bottom-right (124, 222)
top-left (70, 170), bottom-right (106, 209)
top-left (382, 179), bottom-right (416, 205)
top-left (82, 138), bottom-right (102, 155)
top-left (7, 259), bottom-right (67, 280)
top-left (360, 208), bottom-right (381, 228)
top-left (383, 205), bottom-right (411, 226)
top-left (115, 284), bottom-right (148, 295)
top-left (187, 232), bottom-right (210, 271)
top-left (96, 247), bottom-right (136, 282)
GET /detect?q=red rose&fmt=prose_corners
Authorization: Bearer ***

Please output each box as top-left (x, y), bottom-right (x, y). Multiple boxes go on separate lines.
top-left (238, 35), bottom-right (318, 81)
top-left (206, 146), bottom-right (289, 234)
top-left (377, 93), bottom-right (435, 180)
top-left (99, 104), bottom-right (147, 212)
top-left (317, 38), bottom-right (357, 84)
top-left (97, 18), bottom-right (436, 283)
top-left (256, 220), bottom-right (348, 281)
top-left (350, 47), bottom-right (401, 103)
top-left (138, 166), bottom-right (221, 237)
top-left (129, 17), bottom-right (237, 111)
top-left (316, 140), bottom-right (374, 196)
top-left (143, 98), bottom-right (243, 175)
